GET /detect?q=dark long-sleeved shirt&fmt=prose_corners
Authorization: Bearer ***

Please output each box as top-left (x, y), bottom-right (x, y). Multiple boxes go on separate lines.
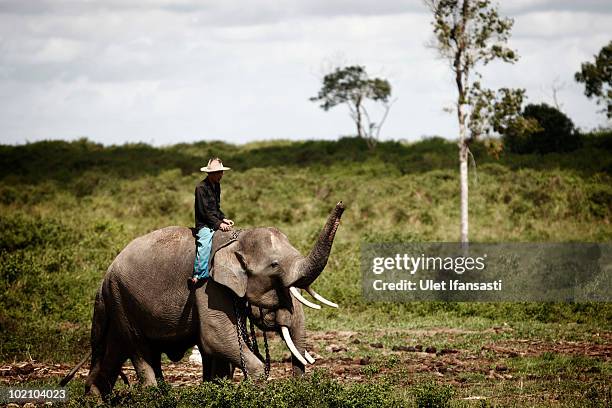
top-left (194, 178), bottom-right (226, 231)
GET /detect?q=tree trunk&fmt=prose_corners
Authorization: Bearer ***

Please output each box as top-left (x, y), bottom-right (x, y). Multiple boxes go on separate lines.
top-left (458, 105), bottom-right (469, 244)
top-left (355, 98), bottom-right (363, 138)
top-left (456, 0), bottom-right (469, 244)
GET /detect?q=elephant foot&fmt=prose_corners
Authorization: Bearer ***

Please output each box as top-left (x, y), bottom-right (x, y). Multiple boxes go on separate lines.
top-left (119, 371), bottom-right (130, 385)
top-left (239, 353), bottom-right (266, 381)
top-left (291, 355), bottom-right (306, 376)
top-left (85, 381), bottom-right (107, 403)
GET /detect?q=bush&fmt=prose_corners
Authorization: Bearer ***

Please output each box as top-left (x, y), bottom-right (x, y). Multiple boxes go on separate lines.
top-left (413, 382), bottom-right (454, 408)
top-left (504, 103), bottom-right (582, 154)
top-left (61, 372), bottom-right (404, 408)
top-left (0, 214), bottom-right (80, 251)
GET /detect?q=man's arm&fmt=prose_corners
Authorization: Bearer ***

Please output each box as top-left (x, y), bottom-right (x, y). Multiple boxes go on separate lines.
top-left (217, 185), bottom-right (226, 220)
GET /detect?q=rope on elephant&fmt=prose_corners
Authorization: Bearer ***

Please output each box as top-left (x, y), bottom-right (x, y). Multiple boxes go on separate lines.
top-left (249, 317), bottom-right (260, 358)
top-left (259, 307), bottom-right (271, 378)
top-left (233, 298), bottom-right (248, 378)
top-left (233, 298), bottom-right (271, 380)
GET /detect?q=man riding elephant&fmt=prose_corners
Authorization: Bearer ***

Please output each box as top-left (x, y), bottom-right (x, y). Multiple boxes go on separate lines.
top-left (192, 157), bottom-right (234, 285)
top-left (60, 200), bottom-right (345, 396)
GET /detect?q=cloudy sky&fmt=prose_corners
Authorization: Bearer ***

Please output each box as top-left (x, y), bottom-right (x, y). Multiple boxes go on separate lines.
top-left (0, 0), bottom-right (610, 146)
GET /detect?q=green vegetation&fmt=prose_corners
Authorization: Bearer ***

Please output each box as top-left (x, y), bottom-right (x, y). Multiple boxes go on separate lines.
top-left (413, 382), bottom-right (454, 408)
top-left (504, 103), bottom-right (582, 154)
top-left (1, 134), bottom-right (611, 406)
top-left (54, 372), bottom-right (403, 408)
top-left (575, 40), bottom-right (612, 119)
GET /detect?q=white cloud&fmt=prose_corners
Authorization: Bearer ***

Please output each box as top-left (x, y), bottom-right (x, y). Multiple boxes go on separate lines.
top-left (0, 1), bottom-right (610, 145)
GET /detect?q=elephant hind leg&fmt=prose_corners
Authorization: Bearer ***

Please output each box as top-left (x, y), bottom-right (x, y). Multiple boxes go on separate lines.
top-left (86, 340), bottom-right (127, 397)
top-left (219, 361), bottom-right (235, 380)
top-left (153, 356), bottom-right (164, 381)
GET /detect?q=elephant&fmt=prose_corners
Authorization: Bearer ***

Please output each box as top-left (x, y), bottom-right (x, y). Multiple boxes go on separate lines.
top-left (61, 202), bottom-right (344, 396)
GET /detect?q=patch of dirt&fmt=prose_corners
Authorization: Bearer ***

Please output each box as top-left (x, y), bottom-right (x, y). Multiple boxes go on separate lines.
top-left (1, 330), bottom-right (610, 387)
top-left (482, 339), bottom-right (612, 359)
top-left (376, 327), bottom-right (481, 337)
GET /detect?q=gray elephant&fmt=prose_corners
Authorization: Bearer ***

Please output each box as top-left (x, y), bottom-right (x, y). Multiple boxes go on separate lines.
top-left (62, 202), bottom-right (344, 396)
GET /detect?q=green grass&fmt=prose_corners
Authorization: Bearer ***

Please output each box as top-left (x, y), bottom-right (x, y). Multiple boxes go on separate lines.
top-left (2, 372), bottom-right (405, 408)
top-left (1, 135), bottom-right (611, 361)
top-left (1, 134), bottom-right (611, 406)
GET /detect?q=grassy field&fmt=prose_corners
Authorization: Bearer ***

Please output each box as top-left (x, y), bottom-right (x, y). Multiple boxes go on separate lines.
top-left (0, 134), bottom-right (611, 406)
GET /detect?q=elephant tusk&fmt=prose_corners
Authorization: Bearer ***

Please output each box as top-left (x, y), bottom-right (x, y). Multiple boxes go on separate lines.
top-left (290, 287), bottom-right (321, 310)
top-left (306, 287), bottom-right (339, 308)
top-left (281, 326), bottom-right (309, 366)
top-left (304, 350), bottom-right (316, 364)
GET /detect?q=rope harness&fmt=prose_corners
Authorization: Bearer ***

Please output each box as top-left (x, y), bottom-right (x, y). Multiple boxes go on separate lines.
top-left (233, 298), bottom-right (271, 379)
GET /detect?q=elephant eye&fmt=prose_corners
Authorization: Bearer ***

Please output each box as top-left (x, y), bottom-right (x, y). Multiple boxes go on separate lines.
top-left (271, 260), bottom-right (279, 268)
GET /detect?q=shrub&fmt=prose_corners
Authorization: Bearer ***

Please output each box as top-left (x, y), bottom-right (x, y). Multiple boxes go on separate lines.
top-left (504, 103), bottom-right (582, 154)
top-left (0, 214), bottom-right (79, 251)
top-left (413, 382), bottom-right (454, 408)
top-left (61, 372), bottom-right (404, 408)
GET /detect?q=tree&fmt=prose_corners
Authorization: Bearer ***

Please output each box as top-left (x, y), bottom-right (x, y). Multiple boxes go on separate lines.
top-left (310, 65), bottom-right (393, 148)
top-left (575, 41), bottom-right (612, 119)
top-left (468, 84), bottom-right (527, 139)
top-left (504, 103), bottom-right (581, 154)
top-left (425, 0), bottom-right (519, 243)
top-left (470, 85), bottom-right (535, 158)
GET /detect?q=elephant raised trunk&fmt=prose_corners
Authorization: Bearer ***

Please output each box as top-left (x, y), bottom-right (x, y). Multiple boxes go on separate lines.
top-left (288, 201), bottom-right (345, 289)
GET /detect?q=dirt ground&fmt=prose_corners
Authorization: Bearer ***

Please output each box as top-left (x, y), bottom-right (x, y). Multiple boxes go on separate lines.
top-left (1, 329), bottom-right (610, 388)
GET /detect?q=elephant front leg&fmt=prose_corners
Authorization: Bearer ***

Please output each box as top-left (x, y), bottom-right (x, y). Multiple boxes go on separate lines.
top-left (202, 334), bottom-right (265, 380)
top-left (131, 350), bottom-right (161, 387)
top-left (276, 307), bottom-right (307, 376)
top-left (235, 347), bottom-right (265, 380)
top-left (288, 329), bottom-right (306, 376)
top-left (291, 355), bottom-right (305, 376)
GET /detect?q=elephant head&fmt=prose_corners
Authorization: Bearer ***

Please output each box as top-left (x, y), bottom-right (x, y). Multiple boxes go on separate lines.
top-left (211, 201), bottom-right (345, 365)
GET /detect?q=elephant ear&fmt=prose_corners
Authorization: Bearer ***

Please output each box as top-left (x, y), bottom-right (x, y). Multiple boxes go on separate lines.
top-left (210, 241), bottom-right (248, 298)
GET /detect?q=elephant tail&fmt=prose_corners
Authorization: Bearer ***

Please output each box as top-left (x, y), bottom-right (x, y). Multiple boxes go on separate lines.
top-left (59, 351), bottom-right (91, 386)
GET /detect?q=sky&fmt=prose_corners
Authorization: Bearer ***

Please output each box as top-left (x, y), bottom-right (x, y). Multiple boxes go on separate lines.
top-left (0, 0), bottom-right (610, 146)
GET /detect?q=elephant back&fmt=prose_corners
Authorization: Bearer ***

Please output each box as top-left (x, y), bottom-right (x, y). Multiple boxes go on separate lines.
top-left (105, 226), bottom-right (198, 330)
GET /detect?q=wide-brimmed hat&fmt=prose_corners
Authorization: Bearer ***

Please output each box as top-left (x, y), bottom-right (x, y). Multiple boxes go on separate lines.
top-left (200, 157), bottom-right (231, 173)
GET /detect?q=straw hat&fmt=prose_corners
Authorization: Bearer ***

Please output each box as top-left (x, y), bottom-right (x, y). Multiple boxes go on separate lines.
top-left (200, 157), bottom-right (231, 172)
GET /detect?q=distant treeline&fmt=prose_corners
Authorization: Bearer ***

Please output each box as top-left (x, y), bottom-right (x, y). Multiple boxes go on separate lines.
top-left (1, 131), bottom-right (610, 186)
